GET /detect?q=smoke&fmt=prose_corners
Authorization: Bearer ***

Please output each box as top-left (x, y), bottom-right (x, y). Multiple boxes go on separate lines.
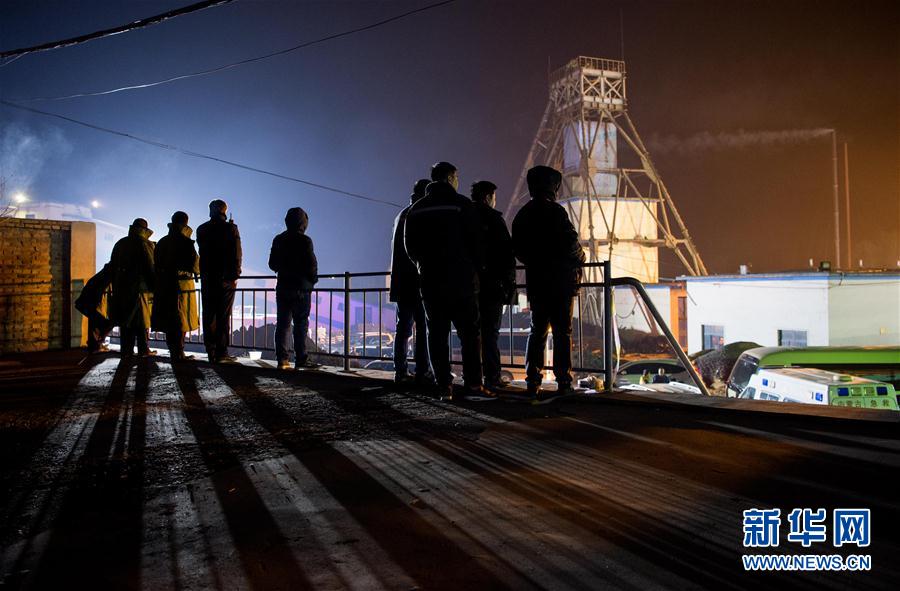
top-left (647, 128), bottom-right (833, 154)
top-left (0, 122), bottom-right (72, 195)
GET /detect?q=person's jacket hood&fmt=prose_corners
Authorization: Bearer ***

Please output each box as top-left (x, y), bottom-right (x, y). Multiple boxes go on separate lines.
top-left (128, 224), bottom-right (153, 240)
top-left (167, 222), bottom-right (193, 239)
top-left (285, 208), bottom-right (309, 233)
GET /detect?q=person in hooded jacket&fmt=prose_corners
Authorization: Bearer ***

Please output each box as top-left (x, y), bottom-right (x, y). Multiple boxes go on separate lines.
top-left (110, 218), bottom-right (156, 357)
top-left (404, 162), bottom-right (490, 400)
top-left (152, 211), bottom-right (200, 361)
top-left (74, 263), bottom-right (114, 353)
top-left (389, 178), bottom-right (432, 384)
top-left (269, 207), bottom-right (319, 369)
top-left (512, 165), bottom-right (585, 397)
top-left (471, 180), bottom-right (517, 390)
top-left (196, 199), bottom-right (242, 363)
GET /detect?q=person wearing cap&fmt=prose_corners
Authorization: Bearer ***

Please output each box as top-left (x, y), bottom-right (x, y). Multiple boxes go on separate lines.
top-left (110, 218), bottom-right (156, 357)
top-left (512, 165), bottom-right (585, 398)
top-left (404, 161), bottom-right (490, 401)
top-left (152, 211), bottom-right (200, 361)
top-left (196, 199), bottom-right (242, 363)
top-left (268, 207), bottom-right (319, 369)
top-left (389, 178), bottom-right (432, 385)
top-left (470, 180), bottom-right (516, 391)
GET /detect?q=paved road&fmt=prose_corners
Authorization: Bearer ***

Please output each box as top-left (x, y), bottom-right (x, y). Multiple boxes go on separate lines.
top-left (0, 351), bottom-right (897, 590)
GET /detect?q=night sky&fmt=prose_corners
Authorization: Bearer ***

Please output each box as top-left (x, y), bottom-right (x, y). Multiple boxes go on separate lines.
top-left (1, 0), bottom-right (897, 277)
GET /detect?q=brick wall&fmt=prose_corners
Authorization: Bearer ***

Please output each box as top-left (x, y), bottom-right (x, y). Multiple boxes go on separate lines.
top-left (0, 218), bottom-right (95, 354)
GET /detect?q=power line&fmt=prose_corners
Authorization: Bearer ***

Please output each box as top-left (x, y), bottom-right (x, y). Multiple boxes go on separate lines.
top-left (12, 0), bottom-right (457, 102)
top-left (0, 99), bottom-right (402, 209)
top-left (0, 0), bottom-right (235, 60)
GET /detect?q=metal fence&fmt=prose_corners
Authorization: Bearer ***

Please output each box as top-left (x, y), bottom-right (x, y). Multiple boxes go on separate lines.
top-left (135, 260), bottom-right (708, 394)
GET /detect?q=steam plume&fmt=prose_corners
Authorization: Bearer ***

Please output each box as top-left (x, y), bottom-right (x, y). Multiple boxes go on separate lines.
top-left (648, 128), bottom-right (833, 153)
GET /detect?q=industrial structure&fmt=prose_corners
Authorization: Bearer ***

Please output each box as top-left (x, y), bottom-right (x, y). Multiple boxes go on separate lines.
top-left (505, 56), bottom-right (707, 283)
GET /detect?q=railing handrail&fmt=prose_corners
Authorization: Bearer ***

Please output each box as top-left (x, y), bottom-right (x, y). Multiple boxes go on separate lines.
top-left (132, 260), bottom-right (708, 394)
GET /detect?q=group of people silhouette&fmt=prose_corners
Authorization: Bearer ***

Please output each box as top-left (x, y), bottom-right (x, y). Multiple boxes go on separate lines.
top-left (76, 199), bottom-right (318, 368)
top-left (392, 162), bottom-right (585, 401)
top-left (74, 161), bottom-right (585, 401)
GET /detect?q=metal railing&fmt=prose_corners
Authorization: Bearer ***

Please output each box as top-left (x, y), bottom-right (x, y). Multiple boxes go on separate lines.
top-left (135, 260), bottom-right (708, 395)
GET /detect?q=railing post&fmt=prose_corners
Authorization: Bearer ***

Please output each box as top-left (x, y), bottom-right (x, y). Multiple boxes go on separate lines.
top-left (603, 260), bottom-right (613, 392)
top-left (343, 271), bottom-right (351, 372)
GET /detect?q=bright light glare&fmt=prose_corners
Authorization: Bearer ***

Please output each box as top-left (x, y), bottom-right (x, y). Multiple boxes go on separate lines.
top-left (12, 193), bottom-right (28, 204)
top-left (91, 200), bottom-right (101, 208)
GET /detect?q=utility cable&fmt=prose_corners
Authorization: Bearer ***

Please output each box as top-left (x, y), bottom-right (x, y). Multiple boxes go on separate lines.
top-left (12, 0), bottom-right (457, 101)
top-left (0, 99), bottom-right (402, 208)
top-left (0, 1), bottom-right (235, 60)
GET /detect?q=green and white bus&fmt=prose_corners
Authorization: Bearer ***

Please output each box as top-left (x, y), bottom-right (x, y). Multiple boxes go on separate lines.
top-left (743, 367), bottom-right (899, 411)
top-left (727, 346), bottom-right (900, 401)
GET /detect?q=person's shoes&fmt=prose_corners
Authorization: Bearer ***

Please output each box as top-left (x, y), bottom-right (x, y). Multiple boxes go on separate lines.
top-left (138, 350), bottom-right (157, 358)
top-left (171, 354), bottom-right (194, 362)
top-left (217, 355), bottom-right (239, 364)
top-left (394, 373), bottom-right (414, 384)
top-left (463, 385), bottom-right (498, 401)
top-left (277, 360), bottom-right (293, 370)
top-left (556, 383), bottom-right (579, 396)
top-left (526, 382), bottom-right (542, 397)
top-left (295, 359), bottom-right (321, 370)
top-left (438, 384), bottom-right (454, 401)
top-left (484, 379), bottom-right (510, 392)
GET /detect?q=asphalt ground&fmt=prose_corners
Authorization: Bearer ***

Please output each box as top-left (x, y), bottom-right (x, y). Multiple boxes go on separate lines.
top-left (0, 350), bottom-right (898, 590)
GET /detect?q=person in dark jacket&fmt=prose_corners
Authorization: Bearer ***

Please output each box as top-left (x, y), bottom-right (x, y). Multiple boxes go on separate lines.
top-left (196, 199), bottom-right (242, 363)
top-left (152, 211), bottom-right (200, 361)
top-left (389, 178), bottom-right (432, 384)
top-left (512, 165), bottom-right (585, 397)
top-left (471, 180), bottom-right (517, 390)
top-left (404, 162), bottom-right (490, 400)
top-left (74, 263), bottom-right (114, 353)
top-left (269, 207), bottom-right (319, 369)
top-left (110, 218), bottom-right (156, 357)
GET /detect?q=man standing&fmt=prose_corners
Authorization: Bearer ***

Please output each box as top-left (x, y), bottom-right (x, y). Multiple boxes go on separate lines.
top-left (404, 162), bottom-right (489, 400)
top-left (389, 178), bottom-right (431, 384)
top-left (110, 218), bottom-right (156, 357)
top-left (512, 166), bottom-right (585, 398)
top-left (196, 199), bottom-right (242, 363)
top-left (268, 207), bottom-right (319, 369)
top-left (470, 180), bottom-right (516, 391)
top-left (153, 211), bottom-right (200, 361)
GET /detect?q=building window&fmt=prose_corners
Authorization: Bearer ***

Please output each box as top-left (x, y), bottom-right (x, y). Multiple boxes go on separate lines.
top-left (702, 324), bottom-right (725, 350)
top-left (778, 329), bottom-right (807, 347)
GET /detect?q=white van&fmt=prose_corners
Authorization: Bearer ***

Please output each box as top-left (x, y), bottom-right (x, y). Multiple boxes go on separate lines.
top-left (743, 367), bottom-right (898, 411)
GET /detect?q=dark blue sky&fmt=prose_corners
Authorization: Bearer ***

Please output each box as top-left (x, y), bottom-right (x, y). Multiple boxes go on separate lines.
top-left (1, 0), bottom-right (897, 276)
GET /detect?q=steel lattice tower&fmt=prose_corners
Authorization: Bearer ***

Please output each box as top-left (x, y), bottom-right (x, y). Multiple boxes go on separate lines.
top-left (505, 56), bottom-right (707, 281)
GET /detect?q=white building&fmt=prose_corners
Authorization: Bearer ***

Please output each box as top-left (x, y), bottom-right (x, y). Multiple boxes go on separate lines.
top-left (680, 271), bottom-right (900, 352)
top-left (10, 201), bottom-right (125, 270)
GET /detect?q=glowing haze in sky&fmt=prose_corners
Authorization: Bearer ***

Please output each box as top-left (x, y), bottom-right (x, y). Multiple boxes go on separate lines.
top-left (1, 0), bottom-right (897, 276)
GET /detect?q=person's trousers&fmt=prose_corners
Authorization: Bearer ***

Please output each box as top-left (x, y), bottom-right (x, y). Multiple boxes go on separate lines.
top-left (165, 329), bottom-right (186, 359)
top-left (120, 327), bottom-right (150, 356)
top-left (423, 294), bottom-right (482, 388)
top-left (479, 293), bottom-right (504, 385)
top-left (275, 289), bottom-right (312, 364)
top-left (394, 296), bottom-right (430, 377)
top-left (87, 314), bottom-right (113, 351)
top-left (201, 280), bottom-right (236, 359)
top-left (525, 295), bottom-right (575, 387)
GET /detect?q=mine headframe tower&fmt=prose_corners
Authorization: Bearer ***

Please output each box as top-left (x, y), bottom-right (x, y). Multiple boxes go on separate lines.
top-left (505, 56), bottom-right (707, 281)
